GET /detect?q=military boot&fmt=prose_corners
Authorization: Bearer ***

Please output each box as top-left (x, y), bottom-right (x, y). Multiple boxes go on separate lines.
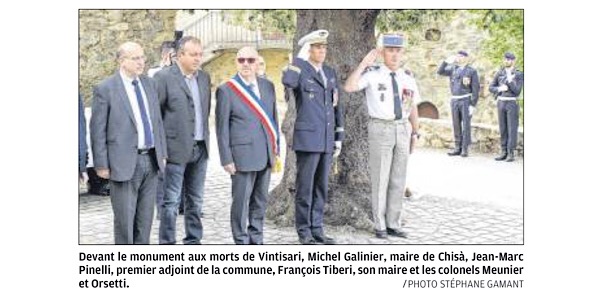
top-left (505, 150), bottom-right (515, 162)
top-left (495, 150), bottom-right (508, 161)
top-left (460, 148), bottom-right (469, 157)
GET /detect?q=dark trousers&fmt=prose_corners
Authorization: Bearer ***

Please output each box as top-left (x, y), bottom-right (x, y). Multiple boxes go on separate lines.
top-left (110, 153), bottom-right (158, 244)
top-left (450, 98), bottom-right (472, 150)
top-left (295, 151), bottom-right (331, 239)
top-left (230, 167), bottom-right (271, 245)
top-left (497, 100), bottom-right (520, 151)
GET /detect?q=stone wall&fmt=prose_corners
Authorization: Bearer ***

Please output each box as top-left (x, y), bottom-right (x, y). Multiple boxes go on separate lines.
top-left (79, 10), bottom-right (176, 105)
top-left (403, 10), bottom-right (523, 128)
top-left (418, 118), bottom-right (524, 156)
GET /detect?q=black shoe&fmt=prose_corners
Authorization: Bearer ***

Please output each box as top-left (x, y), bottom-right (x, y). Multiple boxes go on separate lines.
top-left (314, 234), bottom-right (336, 245)
top-left (447, 148), bottom-right (461, 156)
top-left (495, 151), bottom-right (508, 161)
top-left (299, 236), bottom-right (317, 245)
top-left (505, 150), bottom-right (515, 162)
top-left (386, 228), bottom-right (408, 238)
top-left (460, 149), bottom-right (469, 157)
top-left (375, 230), bottom-right (388, 239)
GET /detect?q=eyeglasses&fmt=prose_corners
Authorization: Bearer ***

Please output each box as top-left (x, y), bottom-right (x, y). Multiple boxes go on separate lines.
top-left (126, 55), bottom-right (146, 62)
top-left (237, 57), bottom-right (256, 64)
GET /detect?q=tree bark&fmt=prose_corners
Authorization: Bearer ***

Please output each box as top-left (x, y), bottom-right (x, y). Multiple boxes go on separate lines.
top-left (267, 10), bottom-right (381, 231)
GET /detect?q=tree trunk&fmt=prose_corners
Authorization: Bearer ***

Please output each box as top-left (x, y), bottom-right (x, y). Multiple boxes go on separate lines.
top-left (267, 10), bottom-right (381, 231)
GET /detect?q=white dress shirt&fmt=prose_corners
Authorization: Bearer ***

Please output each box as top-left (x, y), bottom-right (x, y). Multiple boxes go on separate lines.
top-left (357, 64), bottom-right (421, 120)
top-left (120, 71), bottom-right (154, 149)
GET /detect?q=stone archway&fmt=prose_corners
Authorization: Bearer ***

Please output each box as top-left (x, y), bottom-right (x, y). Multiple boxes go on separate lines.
top-left (417, 101), bottom-right (439, 119)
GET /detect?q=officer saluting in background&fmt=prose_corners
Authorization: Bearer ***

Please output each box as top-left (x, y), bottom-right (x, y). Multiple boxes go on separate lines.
top-left (437, 50), bottom-right (480, 157)
top-left (282, 29), bottom-right (345, 245)
top-left (489, 52), bottom-right (523, 162)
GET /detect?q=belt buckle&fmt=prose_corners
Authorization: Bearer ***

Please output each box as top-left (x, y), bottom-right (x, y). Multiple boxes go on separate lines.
top-left (138, 148), bottom-right (153, 155)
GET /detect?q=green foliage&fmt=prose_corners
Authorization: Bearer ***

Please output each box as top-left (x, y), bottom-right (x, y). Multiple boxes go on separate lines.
top-left (376, 10), bottom-right (456, 47)
top-left (229, 10), bottom-right (296, 38)
top-left (470, 10), bottom-right (524, 71)
top-left (470, 9), bottom-right (524, 121)
top-left (227, 10), bottom-right (455, 45)
top-left (377, 10), bottom-right (455, 33)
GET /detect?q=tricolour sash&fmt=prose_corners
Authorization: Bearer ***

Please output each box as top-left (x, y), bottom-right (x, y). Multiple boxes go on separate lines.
top-left (226, 75), bottom-right (279, 155)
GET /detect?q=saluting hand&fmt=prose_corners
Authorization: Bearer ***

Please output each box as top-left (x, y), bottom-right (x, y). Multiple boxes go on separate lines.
top-left (360, 49), bottom-right (379, 68)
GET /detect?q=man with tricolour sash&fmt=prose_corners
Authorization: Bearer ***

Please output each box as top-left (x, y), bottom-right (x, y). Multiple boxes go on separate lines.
top-left (216, 46), bottom-right (280, 245)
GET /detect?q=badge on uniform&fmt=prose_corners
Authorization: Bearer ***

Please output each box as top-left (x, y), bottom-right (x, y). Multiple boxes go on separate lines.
top-left (402, 88), bottom-right (414, 100)
top-left (377, 83), bottom-right (387, 91)
top-left (462, 77), bottom-right (471, 86)
top-left (402, 88), bottom-right (414, 109)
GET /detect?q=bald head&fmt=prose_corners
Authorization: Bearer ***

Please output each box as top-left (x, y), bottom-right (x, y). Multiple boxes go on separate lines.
top-left (237, 46), bottom-right (259, 59)
top-left (117, 42), bottom-right (143, 60)
top-left (117, 42), bottom-right (146, 77)
top-left (236, 46), bottom-right (259, 81)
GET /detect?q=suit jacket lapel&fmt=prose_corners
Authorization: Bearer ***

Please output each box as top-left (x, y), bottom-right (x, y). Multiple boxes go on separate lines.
top-left (171, 64), bottom-right (193, 100)
top-left (310, 66), bottom-right (326, 88)
top-left (197, 73), bottom-right (209, 119)
top-left (115, 72), bottom-right (137, 126)
top-left (140, 76), bottom-right (158, 126)
top-left (257, 79), bottom-right (271, 114)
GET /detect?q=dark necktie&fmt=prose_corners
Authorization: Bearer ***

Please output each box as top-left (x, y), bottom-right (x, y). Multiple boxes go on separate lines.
top-left (390, 72), bottom-right (402, 120)
top-left (132, 79), bottom-right (153, 148)
top-left (248, 83), bottom-right (257, 98)
top-left (318, 69), bottom-right (327, 88)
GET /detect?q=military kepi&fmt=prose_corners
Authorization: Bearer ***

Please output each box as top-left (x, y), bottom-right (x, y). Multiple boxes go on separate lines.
top-left (298, 29), bottom-right (329, 46)
top-left (457, 50), bottom-right (469, 57)
top-left (382, 34), bottom-right (405, 48)
top-left (504, 52), bottom-right (516, 60)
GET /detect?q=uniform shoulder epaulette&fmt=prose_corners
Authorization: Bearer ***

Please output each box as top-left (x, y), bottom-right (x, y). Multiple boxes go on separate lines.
top-left (283, 64), bottom-right (301, 74)
top-left (362, 65), bottom-right (379, 75)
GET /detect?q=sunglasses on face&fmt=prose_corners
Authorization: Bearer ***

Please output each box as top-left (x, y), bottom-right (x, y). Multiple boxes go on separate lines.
top-left (237, 57), bottom-right (256, 64)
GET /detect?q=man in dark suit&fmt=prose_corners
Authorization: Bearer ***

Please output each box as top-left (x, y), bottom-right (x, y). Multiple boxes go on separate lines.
top-left (216, 46), bottom-right (279, 245)
top-left (282, 30), bottom-right (345, 245)
top-left (79, 94), bottom-right (88, 185)
top-left (90, 41), bottom-right (167, 244)
top-left (154, 36), bottom-right (211, 244)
